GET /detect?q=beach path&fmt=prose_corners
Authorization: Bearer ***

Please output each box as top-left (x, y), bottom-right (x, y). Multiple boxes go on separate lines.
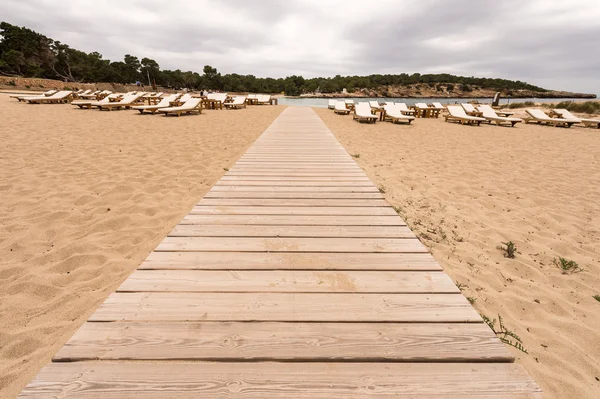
top-left (19, 107), bottom-right (540, 398)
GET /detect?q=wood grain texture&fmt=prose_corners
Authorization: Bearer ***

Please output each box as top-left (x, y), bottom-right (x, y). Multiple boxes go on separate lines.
top-left (20, 362), bottom-right (540, 398)
top-left (168, 224), bottom-right (415, 238)
top-left (139, 252), bottom-right (443, 270)
top-left (180, 215), bottom-right (404, 225)
top-left (204, 191), bottom-right (384, 199)
top-left (88, 293), bottom-right (480, 322)
top-left (189, 206), bottom-right (397, 216)
top-left (156, 237), bottom-right (427, 253)
top-left (197, 198), bottom-right (390, 206)
top-left (54, 322), bottom-right (509, 361)
top-left (117, 270), bottom-right (459, 293)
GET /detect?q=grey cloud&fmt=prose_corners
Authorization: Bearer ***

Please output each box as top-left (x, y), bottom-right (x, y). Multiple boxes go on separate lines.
top-left (1, 0), bottom-right (598, 93)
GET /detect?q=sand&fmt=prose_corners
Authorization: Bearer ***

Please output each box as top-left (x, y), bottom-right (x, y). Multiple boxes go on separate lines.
top-left (0, 94), bottom-right (284, 398)
top-left (316, 107), bottom-right (600, 398)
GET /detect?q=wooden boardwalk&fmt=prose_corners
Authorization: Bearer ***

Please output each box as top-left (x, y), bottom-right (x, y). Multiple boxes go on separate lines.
top-left (20, 107), bottom-right (540, 397)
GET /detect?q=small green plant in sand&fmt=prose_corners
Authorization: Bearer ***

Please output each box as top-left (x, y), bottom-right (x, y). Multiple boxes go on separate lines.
top-left (593, 295), bottom-right (600, 302)
top-left (467, 297), bottom-right (477, 305)
top-left (553, 257), bottom-right (583, 274)
top-left (498, 241), bottom-right (518, 258)
top-left (481, 313), bottom-right (528, 354)
top-left (223, 167), bottom-right (229, 171)
top-left (351, 153), bottom-right (360, 158)
top-left (378, 185), bottom-right (386, 194)
top-left (456, 281), bottom-right (468, 291)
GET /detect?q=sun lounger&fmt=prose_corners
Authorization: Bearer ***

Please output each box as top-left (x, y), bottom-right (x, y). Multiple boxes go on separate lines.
top-left (157, 98), bottom-right (202, 116)
top-left (431, 102), bottom-right (446, 111)
top-left (12, 90), bottom-right (58, 101)
top-left (414, 102), bottom-right (440, 118)
top-left (72, 93), bottom-right (122, 109)
top-left (131, 94), bottom-right (180, 114)
top-left (353, 102), bottom-right (378, 123)
top-left (383, 104), bottom-right (414, 124)
top-left (25, 90), bottom-right (74, 104)
top-left (224, 96), bottom-right (247, 109)
top-left (369, 101), bottom-right (383, 110)
top-left (396, 103), bottom-right (416, 116)
top-left (477, 105), bottom-right (522, 126)
top-left (552, 109), bottom-right (600, 128)
top-left (328, 99), bottom-right (336, 109)
top-left (524, 109), bottom-right (579, 127)
top-left (257, 94), bottom-right (271, 105)
top-left (444, 106), bottom-right (486, 125)
top-left (460, 103), bottom-right (484, 117)
top-left (334, 101), bottom-right (350, 115)
top-left (94, 92), bottom-right (146, 111)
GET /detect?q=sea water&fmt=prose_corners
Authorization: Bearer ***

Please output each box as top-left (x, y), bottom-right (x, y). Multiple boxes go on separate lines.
top-left (277, 97), bottom-right (590, 108)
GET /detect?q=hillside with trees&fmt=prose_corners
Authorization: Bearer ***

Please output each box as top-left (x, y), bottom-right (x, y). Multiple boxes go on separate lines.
top-left (0, 22), bottom-right (595, 98)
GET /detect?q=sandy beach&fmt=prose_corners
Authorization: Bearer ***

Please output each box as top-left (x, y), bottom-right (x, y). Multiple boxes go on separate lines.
top-left (1, 95), bottom-right (599, 398)
top-left (316, 107), bottom-right (600, 398)
top-left (0, 94), bottom-right (283, 397)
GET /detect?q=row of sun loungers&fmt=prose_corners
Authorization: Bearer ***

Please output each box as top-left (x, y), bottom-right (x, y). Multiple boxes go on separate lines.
top-left (332, 99), bottom-right (599, 128)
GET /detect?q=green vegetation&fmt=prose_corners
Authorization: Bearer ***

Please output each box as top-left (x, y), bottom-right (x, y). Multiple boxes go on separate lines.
top-left (593, 295), bottom-right (600, 302)
top-left (467, 297), bottom-right (477, 305)
top-left (481, 313), bottom-right (528, 354)
top-left (553, 257), bottom-right (583, 274)
top-left (0, 22), bottom-right (551, 93)
top-left (498, 241), bottom-right (518, 258)
top-left (378, 186), bottom-right (386, 194)
top-left (351, 153), bottom-right (360, 158)
top-left (507, 101), bottom-right (536, 109)
top-left (554, 101), bottom-right (600, 114)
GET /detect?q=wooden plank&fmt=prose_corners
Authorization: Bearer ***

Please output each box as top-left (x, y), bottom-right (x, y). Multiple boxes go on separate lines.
top-left (209, 186), bottom-right (379, 192)
top-left (215, 181), bottom-right (375, 187)
top-left (156, 237), bottom-right (427, 253)
top-left (189, 206), bottom-right (397, 216)
top-left (20, 362), bottom-right (541, 398)
top-left (54, 322), bottom-right (509, 362)
top-left (221, 176), bottom-right (371, 181)
top-left (204, 192), bottom-right (384, 199)
top-left (225, 172), bottom-right (368, 176)
top-left (197, 198), bottom-right (389, 206)
top-left (180, 215), bottom-right (403, 226)
top-left (88, 293), bottom-right (479, 322)
top-left (117, 270), bottom-right (458, 293)
top-left (140, 252), bottom-right (443, 271)
top-left (169, 225), bottom-right (415, 238)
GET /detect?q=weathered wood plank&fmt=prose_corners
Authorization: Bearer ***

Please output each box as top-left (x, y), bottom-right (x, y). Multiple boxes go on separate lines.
top-left (54, 322), bottom-right (509, 362)
top-left (156, 237), bottom-right (427, 253)
top-left (20, 363), bottom-right (540, 398)
top-left (215, 181), bottom-right (376, 187)
top-left (209, 186), bottom-right (379, 192)
top-left (140, 252), bottom-right (443, 271)
top-left (169, 225), bottom-right (415, 238)
top-left (221, 176), bottom-right (371, 181)
top-left (117, 270), bottom-right (458, 293)
top-left (189, 206), bottom-right (397, 216)
top-left (88, 293), bottom-right (479, 322)
top-left (204, 192), bottom-right (383, 199)
top-left (197, 198), bottom-right (389, 206)
top-left (180, 215), bottom-right (404, 226)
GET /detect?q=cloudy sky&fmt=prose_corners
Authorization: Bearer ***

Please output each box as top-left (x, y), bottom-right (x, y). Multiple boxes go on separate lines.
top-left (2, 0), bottom-right (599, 93)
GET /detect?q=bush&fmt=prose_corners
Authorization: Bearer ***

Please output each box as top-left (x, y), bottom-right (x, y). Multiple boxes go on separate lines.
top-left (554, 101), bottom-right (600, 114)
top-left (446, 84), bottom-right (454, 92)
top-left (507, 101), bottom-right (535, 109)
top-left (7, 80), bottom-right (16, 86)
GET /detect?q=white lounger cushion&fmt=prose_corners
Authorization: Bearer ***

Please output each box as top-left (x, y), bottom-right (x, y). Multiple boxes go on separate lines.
top-left (334, 101), bottom-right (348, 112)
top-left (526, 109), bottom-right (579, 123)
top-left (461, 103), bottom-right (478, 113)
top-left (446, 106), bottom-right (486, 121)
top-left (132, 95), bottom-right (179, 110)
top-left (478, 105), bottom-right (522, 122)
top-left (157, 98), bottom-right (202, 113)
top-left (355, 103), bottom-right (377, 118)
top-left (384, 104), bottom-right (414, 120)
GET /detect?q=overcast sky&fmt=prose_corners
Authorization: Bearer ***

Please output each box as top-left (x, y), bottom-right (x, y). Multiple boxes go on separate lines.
top-left (2, 0), bottom-right (599, 93)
